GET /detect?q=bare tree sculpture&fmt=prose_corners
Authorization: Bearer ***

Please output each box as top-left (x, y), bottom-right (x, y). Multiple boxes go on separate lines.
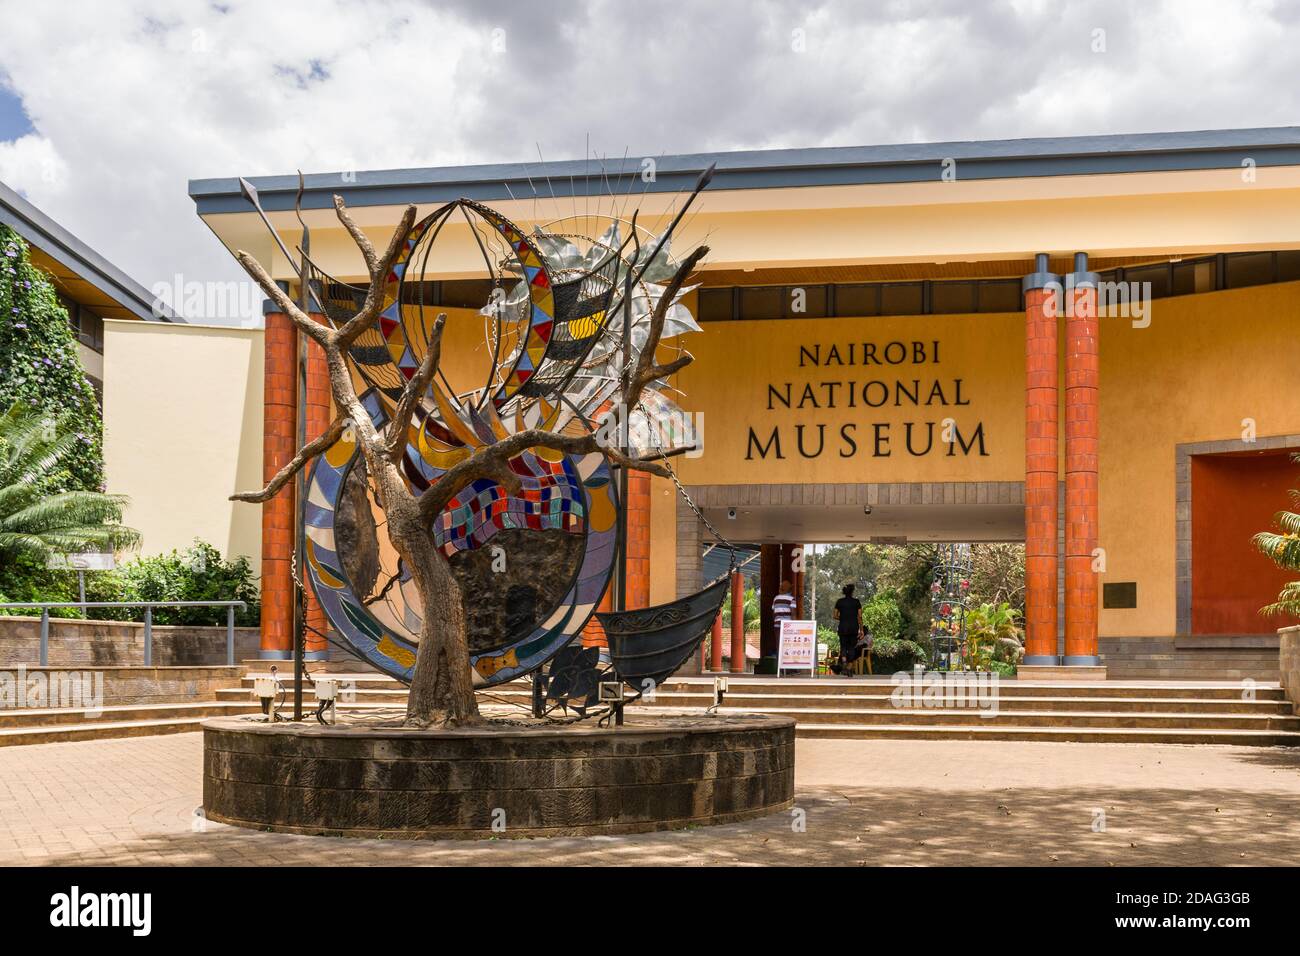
top-left (231, 197), bottom-right (706, 727)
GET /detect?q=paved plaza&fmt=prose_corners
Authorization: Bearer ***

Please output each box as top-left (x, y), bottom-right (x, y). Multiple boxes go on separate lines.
top-left (1, 733), bottom-right (1298, 865)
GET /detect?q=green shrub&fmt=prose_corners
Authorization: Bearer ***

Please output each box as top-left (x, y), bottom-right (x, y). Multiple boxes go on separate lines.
top-left (1, 540), bottom-right (259, 626)
top-left (861, 593), bottom-right (903, 642)
top-left (87, 541), bottom-right (259, 626)
top-left (870, 635), bottom-right (927, 673)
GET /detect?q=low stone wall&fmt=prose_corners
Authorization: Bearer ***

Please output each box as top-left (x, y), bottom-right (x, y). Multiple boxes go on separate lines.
top-left (0, 664), bottom-right (243, 705)
top-left (1100, 635), bottom-right (1280, 681)
top-left (203, 713), bottom-right (795, 839)
top-left (1280, 626), bottom-right (1300, 715)
top-left (0, 615), bottom-right (259, 667)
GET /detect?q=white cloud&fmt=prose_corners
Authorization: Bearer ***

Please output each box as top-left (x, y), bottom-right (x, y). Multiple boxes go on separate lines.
top-left (0, 0), bottom-right (1297, 324)
top-left (0, 133), bottom-right (68, 195)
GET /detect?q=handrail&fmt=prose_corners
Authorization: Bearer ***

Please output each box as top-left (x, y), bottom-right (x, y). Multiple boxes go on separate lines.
top-left (0, 600), bottom-right (249, 667)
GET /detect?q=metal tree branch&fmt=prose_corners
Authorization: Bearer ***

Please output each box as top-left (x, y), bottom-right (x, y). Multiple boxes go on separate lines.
top-left (333, 200), bottom-right (417, 348)
top-left (230, 415), bottom-right (348, 502)
top-left (233, 251), bottom-right (332, 349)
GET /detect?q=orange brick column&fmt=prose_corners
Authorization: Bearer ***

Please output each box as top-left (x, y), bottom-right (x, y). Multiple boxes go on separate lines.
top-left (260, 309), bottom-right (297, 659)
top-left (625, 471), bottom-right (651, 609)
top-left (709, 612), bottom-right (723, 672)
top-left (730, 570), bottom-right (746, 673)
top-left (1023, 255), bottom-right (1061, 665)
top-left (303, 315), bottom-right (331, 659)
top-left (1064, 255), bottom-right (1102, 665)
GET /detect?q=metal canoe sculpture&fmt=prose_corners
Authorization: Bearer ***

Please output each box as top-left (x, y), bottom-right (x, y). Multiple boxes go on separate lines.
top-left (598, 574), bottom-right (731, 693)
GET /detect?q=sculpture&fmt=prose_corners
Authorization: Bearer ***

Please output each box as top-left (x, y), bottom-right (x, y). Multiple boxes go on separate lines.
top-left (230, 166), bottom-right (728, 727)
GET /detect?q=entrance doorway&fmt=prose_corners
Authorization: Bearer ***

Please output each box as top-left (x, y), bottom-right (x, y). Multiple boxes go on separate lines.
top-left (686, 481), bottom-right (1027, 674)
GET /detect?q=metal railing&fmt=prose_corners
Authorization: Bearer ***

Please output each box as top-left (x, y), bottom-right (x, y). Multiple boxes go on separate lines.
top-left (0, 601), bottom-right (248, 667)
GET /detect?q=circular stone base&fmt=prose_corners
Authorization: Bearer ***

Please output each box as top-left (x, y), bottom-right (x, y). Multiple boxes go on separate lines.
top-left (201, 713), bottom-right (795, 839)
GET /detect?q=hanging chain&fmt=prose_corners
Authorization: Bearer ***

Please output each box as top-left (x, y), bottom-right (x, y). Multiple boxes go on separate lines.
top-left (290, 549), bottom-right (305, 592)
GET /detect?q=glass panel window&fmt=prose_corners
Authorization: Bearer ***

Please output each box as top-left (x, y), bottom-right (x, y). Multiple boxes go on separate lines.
top-left (931, 281), bottom-right (975, 314)
top-left (440, 279), bottom-right (495, 309)
top-left (1224, 252), bottom-right (1274, 289)
top-left (879, 282), bottom-right (923, 316)
top-left (976, 280), bottom-right (1021, 313)
top-left (1276, 251), bottom-right (1300, 283)
top-left (739, 286), bottom-right (783, 320)
top-left (834, 284), bottom-right (878, 317)
top-left (1123, 264), bottom-right (1171, 300)
top-left (697, 288), bottom-right (734, 321)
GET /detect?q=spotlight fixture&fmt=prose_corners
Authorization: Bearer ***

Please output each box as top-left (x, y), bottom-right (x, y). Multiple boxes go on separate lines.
top-left (314, 677), bottom-right (339, 725)
top-left (253, 671), bottom-right (280, 722)
top-left (708, 675), bottom-right (730, 714)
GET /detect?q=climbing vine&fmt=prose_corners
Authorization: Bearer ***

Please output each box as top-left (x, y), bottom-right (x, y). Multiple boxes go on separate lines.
top-left (0, 223), bottom-right (104, 491)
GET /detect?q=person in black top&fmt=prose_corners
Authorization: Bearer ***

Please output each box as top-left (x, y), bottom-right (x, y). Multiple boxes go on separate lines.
top-left (832, 583), bottom-right (863, 674)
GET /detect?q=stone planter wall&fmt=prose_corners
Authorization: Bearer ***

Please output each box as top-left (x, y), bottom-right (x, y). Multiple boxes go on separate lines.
top-left (203, 714), bottom-right (795, 839)
top-left (0, 615), bottom-right (259, 667)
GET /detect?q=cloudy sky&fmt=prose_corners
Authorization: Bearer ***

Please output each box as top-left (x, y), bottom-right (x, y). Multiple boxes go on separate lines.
top-left (1, 0), bottom-right (1298, 324)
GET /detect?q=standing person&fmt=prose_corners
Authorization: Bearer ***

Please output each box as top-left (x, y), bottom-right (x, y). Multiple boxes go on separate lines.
top-left (771, 579), bottom-right (796, 656)
top-left (832, 583), bottom-right (863, 675)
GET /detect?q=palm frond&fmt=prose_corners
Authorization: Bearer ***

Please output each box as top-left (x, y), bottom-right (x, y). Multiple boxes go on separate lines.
top-left (0, 403), bottom-right (138, 564)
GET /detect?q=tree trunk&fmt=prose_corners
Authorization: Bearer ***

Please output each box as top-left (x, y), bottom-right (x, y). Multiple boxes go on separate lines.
top-left (388, 508), bottom-right (482, 727)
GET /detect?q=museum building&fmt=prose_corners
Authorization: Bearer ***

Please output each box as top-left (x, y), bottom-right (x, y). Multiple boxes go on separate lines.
top-left (188, 126), bottom-right (1300, 676)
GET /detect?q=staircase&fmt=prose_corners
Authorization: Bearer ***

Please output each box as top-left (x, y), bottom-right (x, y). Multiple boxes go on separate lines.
top-left (3, 666), bottom-right (1296, 748)
top-left (215, 670), bottom-right (1300, 746)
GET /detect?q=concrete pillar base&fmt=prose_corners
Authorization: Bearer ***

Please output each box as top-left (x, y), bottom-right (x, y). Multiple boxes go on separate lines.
top-left (1019, 664), bottom-right (1108, 682)
top-left (1062, 654), bottom-right (1103, 667)
top-left (1022, 655), bottom-right (1059, 666)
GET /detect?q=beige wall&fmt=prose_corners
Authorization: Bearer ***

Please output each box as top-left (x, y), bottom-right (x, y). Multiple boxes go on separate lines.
top-left (102, 320), bottom-right (264, 572)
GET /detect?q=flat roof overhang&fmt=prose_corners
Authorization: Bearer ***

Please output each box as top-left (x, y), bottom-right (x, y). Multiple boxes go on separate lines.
top-left (1, 180), bottom-right (182, 323)
top-left (189, 127), bottom-right (1300, 284)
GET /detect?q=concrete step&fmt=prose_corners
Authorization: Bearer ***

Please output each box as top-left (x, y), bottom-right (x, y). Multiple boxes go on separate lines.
top-left (0, 700), bottom-right (262, 730)
top-left (234, 672), bottom-right (1291, 701)
top-left (793, 724), bottom-right (1300, 745)
top-left (660, 678), bottom-right (1288, 701)
top-left (636, 692), bottom-right (1293, 715)
top-left (714, 705), bottom-right (1300, 731)
top-left (0, 716), bottom-right (226, 747)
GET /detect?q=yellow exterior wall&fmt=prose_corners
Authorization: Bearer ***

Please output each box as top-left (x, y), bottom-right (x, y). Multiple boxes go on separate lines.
top-left (102, 320), bottom-right (264, 571)
top-left (648, 475), bottom-right (677, 605)
top-left (1098, 281), bottom-right (1300, 637)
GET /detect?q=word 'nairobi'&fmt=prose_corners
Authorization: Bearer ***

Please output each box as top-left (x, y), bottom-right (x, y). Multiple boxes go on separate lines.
top-left (890, 666), bottom-right (1000, 716)
top-left (0, 665), bottom-right (104, 716)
